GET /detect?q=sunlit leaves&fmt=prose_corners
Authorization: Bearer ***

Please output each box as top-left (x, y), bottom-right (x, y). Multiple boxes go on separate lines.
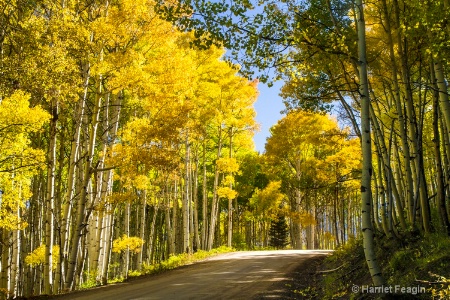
top-left (217, 186), bottom-right (237, 200)
top-left (249, 180), bottom-right (286, 220)
top-left (265, 109), bottom-right (345, 169)
top-left (25, 245), bottom-right (60, 270)
top-left (0, 91), bottom-right (50, 139)
top-left (0, 91), bottom-right (50, 229)
top-left (216, 157), bottom-right (240, 174)
top-left (112, 235), bottom-right (145, 254)
top-left (264, 109), bottom-right (361, 211)
top-left (290, 211), bottom-right (316, 227)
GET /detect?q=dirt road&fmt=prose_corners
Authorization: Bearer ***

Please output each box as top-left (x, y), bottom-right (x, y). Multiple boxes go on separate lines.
top-left (54, 250), bottom-right (331, 300)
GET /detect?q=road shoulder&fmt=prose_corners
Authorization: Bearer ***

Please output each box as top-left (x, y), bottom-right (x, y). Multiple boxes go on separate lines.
top-left (253, 254), bottom-right (328, 299)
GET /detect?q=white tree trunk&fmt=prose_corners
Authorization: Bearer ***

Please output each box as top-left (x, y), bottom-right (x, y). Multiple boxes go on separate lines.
top-left (45, 100), bottom-right (57, 295)
top-left (356, 0), bottom-right (385, 286)
top-left (183, 133), bottom-right (191, 253)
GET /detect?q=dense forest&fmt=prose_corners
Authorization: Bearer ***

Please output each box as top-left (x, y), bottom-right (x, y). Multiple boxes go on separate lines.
top-left (1, 0), bottom-right (450, 298)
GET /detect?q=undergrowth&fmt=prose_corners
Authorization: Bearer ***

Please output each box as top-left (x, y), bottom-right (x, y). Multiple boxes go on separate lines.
top-left (111, 246), bottom-right (234, 283)
top-left (317, 233), bottom-right (450, 299)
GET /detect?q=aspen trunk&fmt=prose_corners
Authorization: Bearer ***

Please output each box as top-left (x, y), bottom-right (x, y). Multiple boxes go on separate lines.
top-left (87, 212), bottom-right (100, 276)
top-left (207, 127), bottom-right (222, 250)
top-left (380, 0), bottom-right (415, 225)
top-left (370, 102), bottom-right (407, 231)
top-left (65, 73), bottom-right (103, 290)
top-left (61, 63), bottom-right (89, 286)
top-left (137, 190), bottom-right (146, 269)
top-left (431, 63), bottom-right (450, 235)
top-left (183, 133), bottom-right (190, 253)
top-left (96, 210), bottom-right (107, 281)
top-left (227, 130), bottom-right (233, 248)
top-left (432, 59), bottom-right (450, 157)
top-left (44, 100), bottom-right (58, 295)
top-left (356, 0), bottom-right (385, 286)
top-left (439, 117), bottom-right (450, 220)
top-left (201, 141), bottom-right (208, 250)
top-left (164, 182), bottom-right (174, 257)
top-left (101, 212), bottom-right (114, 285)
top-left (147, 205), bottom-right (159, 264)
top-left (433, 0), bottom-right (450, 140)
top-left (375, 150), bottom-right (389, 236)
top-left (172, 181), bottom-right (179, 254)
top-left (0, 229), bottom-right (9, 295)
top-left (292, 163), bottom-right (303, 249)
top-left (192, 153), bottom-right (200, 252)
top-left (392, 0), bottom-right (430, 232)
top-left (10, 226), bottom-right (19, 299)
top-left (123, 202), bottom-right (130, 278)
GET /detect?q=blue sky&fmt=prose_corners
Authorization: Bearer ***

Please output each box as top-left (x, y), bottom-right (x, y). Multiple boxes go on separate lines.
top-left (253, 81), bottom-right (286, 153)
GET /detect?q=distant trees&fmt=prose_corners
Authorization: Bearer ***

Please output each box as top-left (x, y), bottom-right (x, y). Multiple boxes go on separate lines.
top-left (264, 110), bottom-right (361, 250)
top-left (156, 0), bottom-right (450, 287)
top-left (268, 213), bottom-right (289, 249)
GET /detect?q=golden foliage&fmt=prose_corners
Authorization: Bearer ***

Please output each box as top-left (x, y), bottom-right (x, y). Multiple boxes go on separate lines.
top-left (0, 91), bottom-right (50, 229)
top-left (250, 181), bottom-right (287, 219)
top-left (217, 186), bottom-right (237, 200)
top-left (25, 245), bottom-right (60, 270)
top-left (216, 157), bottom-right (240, 174)
top-left (112, 235), bottom-right (145, 254)
top-left (290, 211), bottom-right (316, 226)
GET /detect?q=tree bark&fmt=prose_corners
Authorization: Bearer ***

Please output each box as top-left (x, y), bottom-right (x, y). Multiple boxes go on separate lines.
top-left (65, 73), bottom-right (103, 290)
top-left (44, 100), bottom-right (58, 295)
top-left (356, 0), bottom-right (385, 286)
top-left (207, 126), bottom-right (222, 250)
top-left (431, 61), bottom-right (450, 235)
top-left (183, 132), bottom-right (191, 253)
top-left (227, 129), bottom-right (233, 248)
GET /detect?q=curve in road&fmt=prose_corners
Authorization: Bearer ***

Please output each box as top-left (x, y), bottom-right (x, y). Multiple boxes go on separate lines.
top-left (54, 250), bottom-right (331, 300)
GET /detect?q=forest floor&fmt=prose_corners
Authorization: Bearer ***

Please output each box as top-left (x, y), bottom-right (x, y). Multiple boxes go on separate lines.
top-left (290, 234), bottom-right (450, 300)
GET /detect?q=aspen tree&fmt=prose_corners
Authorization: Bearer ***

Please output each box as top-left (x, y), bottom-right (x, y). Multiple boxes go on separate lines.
top-left (183, 131), bottom-right (191, 253)
top-left (164, 181), bottom-right (175, 256)
top-left (10, 216), bottom-right (20, 298)
top-left (396, 0), bottom-right (430, 233)
top-left (430, 61), bottom-right (450, 235)
top-left (355, 0), bottom-right (384, 286)
top-left (192, 151), bottom-right (201, 251)
top-left (430, 0), bottom-right (450, 147)
top-left (137, 189), bottom-right (147, 269)
top-left (208, 128), bottom-right (222, 250)
top-left (201, 141), bottom-right (209, 250)
top-left (380, 0), bottom-right (415, 225)
top-left (65, 74), bottom-right (103, 290)
top-left (227, 131), bottom-right (233, 248)
top-left (0, 89), bottom-right (49, 296)
top-left (44, 100), bottom-right (57, 295)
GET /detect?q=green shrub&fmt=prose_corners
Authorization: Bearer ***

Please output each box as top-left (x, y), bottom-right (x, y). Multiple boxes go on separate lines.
top-left (128, 270), bottom-right (142, 277)
top-left (80, 271), bottom-right (98, 290)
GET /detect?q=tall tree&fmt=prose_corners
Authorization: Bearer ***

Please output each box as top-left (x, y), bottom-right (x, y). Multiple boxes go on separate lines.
top-left (355, 0), bottom-right (384, 286)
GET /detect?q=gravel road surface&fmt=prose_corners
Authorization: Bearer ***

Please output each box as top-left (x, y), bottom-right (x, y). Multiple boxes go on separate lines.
top-left (53, 250), bottom-right (331, 300)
